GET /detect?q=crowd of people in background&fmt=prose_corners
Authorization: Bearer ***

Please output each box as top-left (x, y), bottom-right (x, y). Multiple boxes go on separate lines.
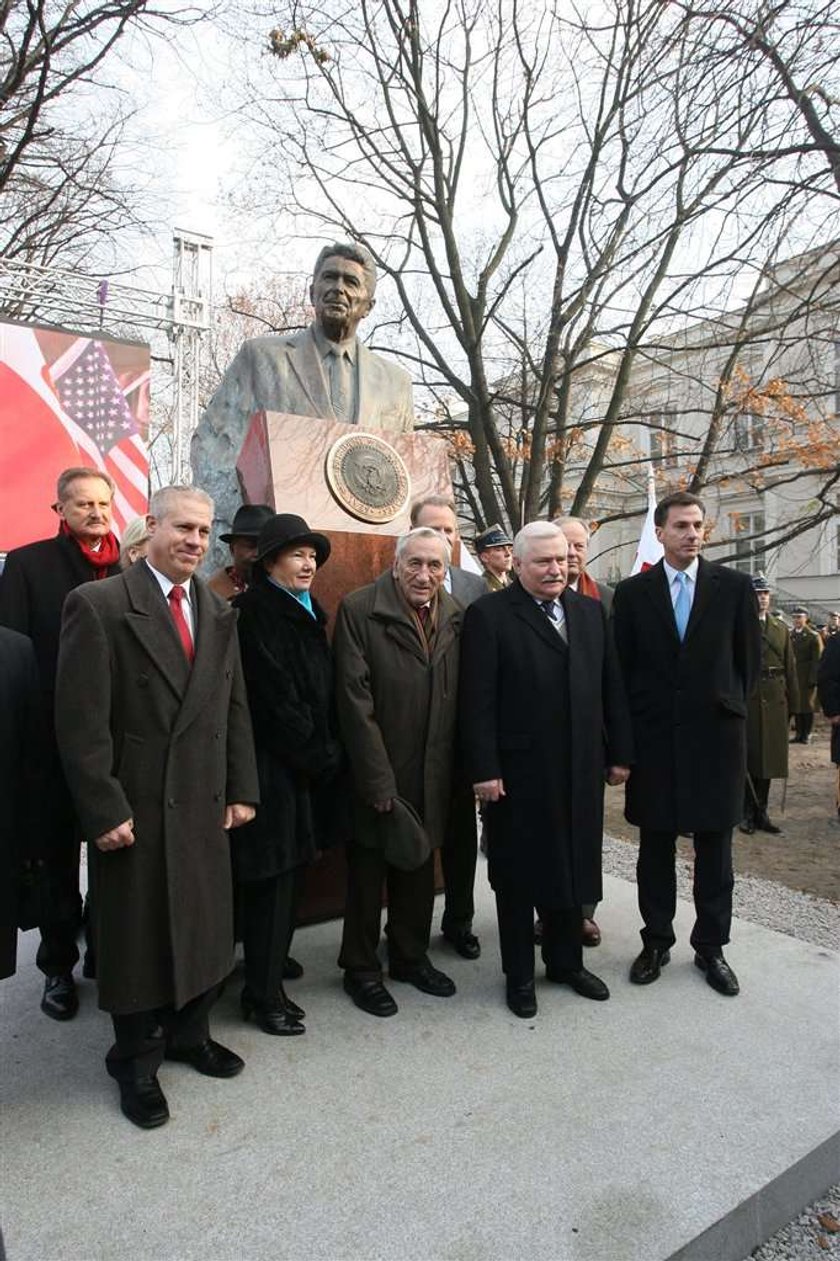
top-left (1, 466), bottom-right (838, 1131)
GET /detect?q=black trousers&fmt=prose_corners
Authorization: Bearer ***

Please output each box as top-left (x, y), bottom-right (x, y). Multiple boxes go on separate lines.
top-left (637, 828), bottom-right (733, 954)
top-left (338, 844), bottom-right (435, 979)
top-left (494, 886), bottom-right (583, 984)
top-left (36, 830), bottom-right (85, 978)
top-left (106, 984), bottom-right (221, 1083)
top-left (794, 712), bottom-right (814, 741)
top-left (440, 785), bottom-right (478, 933)
top-left (239, 868), bottom-right (304, 1001)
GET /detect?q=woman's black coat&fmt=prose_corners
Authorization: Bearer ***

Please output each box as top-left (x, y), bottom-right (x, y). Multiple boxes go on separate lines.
top-left (233, 579), bottom-right (343, 882)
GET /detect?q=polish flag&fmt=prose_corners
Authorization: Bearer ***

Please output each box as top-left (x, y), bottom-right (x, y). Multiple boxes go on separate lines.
top-left (0, 325), bottom-right (83, 551)
top-left (631, 463), bottom-right (664, 574)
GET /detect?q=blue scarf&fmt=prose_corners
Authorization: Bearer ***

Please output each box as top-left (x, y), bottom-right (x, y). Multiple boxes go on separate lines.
top-left (268, 576), bottom-right (316, 618)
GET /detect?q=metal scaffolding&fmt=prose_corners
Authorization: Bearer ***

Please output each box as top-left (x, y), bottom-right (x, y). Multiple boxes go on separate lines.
top-left (0, 230), bottom-right (213, 483)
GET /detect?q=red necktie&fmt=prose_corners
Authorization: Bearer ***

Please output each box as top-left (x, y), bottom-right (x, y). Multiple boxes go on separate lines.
top-left (167, 585), bottom-right (194, 664)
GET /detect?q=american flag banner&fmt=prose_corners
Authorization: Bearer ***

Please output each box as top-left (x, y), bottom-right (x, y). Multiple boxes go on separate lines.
top-left (51, 338), bottom-right (149, 536)
top-left (0, 321), bottom-right (150, 550)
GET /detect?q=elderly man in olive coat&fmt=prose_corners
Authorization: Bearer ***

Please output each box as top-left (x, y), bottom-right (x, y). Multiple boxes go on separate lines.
top-left (334, 527), bottom-right (461, 1018)
top-left (55, 485), bottom-right (259, 1129)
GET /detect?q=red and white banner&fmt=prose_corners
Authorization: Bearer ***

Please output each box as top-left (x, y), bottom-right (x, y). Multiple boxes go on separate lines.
top-left (631, 463), bottom-right (664, 574)
top-left (0, 321), bottom-right (150, 550)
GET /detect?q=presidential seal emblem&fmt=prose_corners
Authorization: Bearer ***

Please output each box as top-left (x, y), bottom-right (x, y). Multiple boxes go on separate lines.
top-left (325, 432), bottom-right (410, 524)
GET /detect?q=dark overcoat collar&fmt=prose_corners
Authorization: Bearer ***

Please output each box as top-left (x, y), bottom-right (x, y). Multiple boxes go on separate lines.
top-left (507, 579), bottom-right (568, 655)
top-left (370, 570), bottom-right (460, 666)
top-left (637, 556), bottom-right (718, 643)
top-left (122, 561), bottom-right (235, 731)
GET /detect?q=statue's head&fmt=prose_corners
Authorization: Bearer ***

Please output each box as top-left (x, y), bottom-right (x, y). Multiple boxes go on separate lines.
top-left (310, 241), bottom-right (377, 342)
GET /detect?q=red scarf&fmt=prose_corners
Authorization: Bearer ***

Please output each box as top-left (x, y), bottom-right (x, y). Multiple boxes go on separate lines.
top-left (576, 571), bottom-right (602, 601)
top-left (60, 521), bottom-right (120, 578)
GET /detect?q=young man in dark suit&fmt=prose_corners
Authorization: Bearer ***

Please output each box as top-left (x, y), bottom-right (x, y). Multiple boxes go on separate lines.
top-left (612, 491), bottom-right (761, 997)
top-left (0, 467), bottom-right (121, 1019)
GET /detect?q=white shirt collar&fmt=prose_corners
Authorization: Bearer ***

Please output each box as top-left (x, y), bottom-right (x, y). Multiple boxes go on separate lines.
top-left (663, 557), bottom-right (699, 586)
top-left (144, 559), bottom-right (192, 603)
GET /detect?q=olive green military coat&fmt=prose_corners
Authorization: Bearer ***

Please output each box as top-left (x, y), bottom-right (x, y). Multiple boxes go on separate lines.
top-left (746, 615), bottom-right (799, 779)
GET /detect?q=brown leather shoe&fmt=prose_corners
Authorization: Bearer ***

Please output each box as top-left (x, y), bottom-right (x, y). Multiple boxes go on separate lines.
top-left (582, 918), bottom-right (601, 947)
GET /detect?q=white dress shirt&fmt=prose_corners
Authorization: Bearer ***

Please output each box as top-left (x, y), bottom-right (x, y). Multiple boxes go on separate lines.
top-left (145, 561), bottom-right (196, 639)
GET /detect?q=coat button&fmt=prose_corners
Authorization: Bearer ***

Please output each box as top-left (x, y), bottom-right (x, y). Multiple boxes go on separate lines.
top-left (213, 791), bottom-right (222, 802)
top-left (167, 797), bottom-right (177, 808)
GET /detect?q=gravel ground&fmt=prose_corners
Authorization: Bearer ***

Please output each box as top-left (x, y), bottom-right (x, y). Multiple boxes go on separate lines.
top-left (602, 834), bottom-right (840, 1260)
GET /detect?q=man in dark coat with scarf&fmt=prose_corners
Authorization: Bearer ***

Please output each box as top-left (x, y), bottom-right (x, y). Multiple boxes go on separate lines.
top-left (460, 521), bottom-right (633, 1018)
top-left (612, 491), bottom-right (760, 998)
top-left (55, 485), bottom-right (259, 1129)
top-left (334, 527), bottom-right (461, 1018)
top-left (0, 467), bottom-right (121, 1019)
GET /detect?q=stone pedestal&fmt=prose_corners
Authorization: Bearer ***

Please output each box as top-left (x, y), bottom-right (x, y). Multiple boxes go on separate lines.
top-left (237, 409), bottom-right (453, 921)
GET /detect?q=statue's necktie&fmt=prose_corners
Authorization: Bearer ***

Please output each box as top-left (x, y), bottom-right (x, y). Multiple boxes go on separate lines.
top-left (168, 585), bottom-right (194, 664)
top-left (330, 347), bottom-right (353, 423)
top-left (673, 571), bottom-right (691, 641)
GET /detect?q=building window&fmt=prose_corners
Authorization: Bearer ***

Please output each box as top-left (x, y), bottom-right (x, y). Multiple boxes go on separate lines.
top-left (835, 521), bottom-right (840, 573)
top-left (649, 415), bottom-right (679, 469)
top-left (732, 511), bottom-right (766, 575)
top-left (733, 413), bottom-right (765, 453)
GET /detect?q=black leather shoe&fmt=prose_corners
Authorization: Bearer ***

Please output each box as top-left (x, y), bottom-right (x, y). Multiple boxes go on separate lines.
top-left (695, 952), bottom-right (739, 996)
top-left (442, 926), bottom-right (481, 960)
top-left (41, 974), bottom-right (78, 1021)
top-left (241, 988), bottom-right (305, 1036)
top-left (756, 814), bottom-right (782, 835)
top-left (278, 985), bottom-right (305, 1021)
top-left (739, 817), bottom-right (756, 835)
top-left (118, 1076), bottom-right (169, 1129)
top-left (343, 973), bottom-right (398, 1017)
top-left (546, 967), bottom-right (610, 1000)
top-left (629, 945), bottom-right (671, 985)
top-left (283, 956), bottom-right (304, 980)
top-left (506, 980), bottom-right (537, 1018)
top-left (165, 1039), bottom-right (245, 1077)
top-left (389, 960), bottom-right (456, 997)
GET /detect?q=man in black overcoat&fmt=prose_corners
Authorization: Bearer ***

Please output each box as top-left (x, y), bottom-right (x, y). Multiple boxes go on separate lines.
top-left (817, 634), bottom-right (840, 825)
top-left (0, 467), bottom-right (121, 1019)
top-left (55, 485), bottom-right (259, 1129)
top-left (460, 521), bottom-right (633, 1018)
top-left (612, 491), bottom-right (761, 997)
top-left (0, 628), bottom-right (45, 980)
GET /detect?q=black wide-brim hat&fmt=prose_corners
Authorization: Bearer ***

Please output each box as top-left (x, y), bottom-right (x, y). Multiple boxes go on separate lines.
top-left (219, 503), bottom-right (275, 543)
top-left (255, 514), bottom-right (331, 568)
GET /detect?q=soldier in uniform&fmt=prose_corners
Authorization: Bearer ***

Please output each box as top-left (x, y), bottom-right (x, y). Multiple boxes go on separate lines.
top-left (475, 524), bottom-right (513, 591)
top-left (741, 576), bottom-right (798, 835)
top-left (789, 606), bottom-right (823, 744)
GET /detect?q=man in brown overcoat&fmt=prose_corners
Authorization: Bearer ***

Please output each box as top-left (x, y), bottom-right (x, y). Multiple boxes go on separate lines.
top-left (55, 485), bottom-right (259, 1129)
top-left (742, 575), bottom-right (798, 834)
top-left (334, 527), bottom-right (461, 1017)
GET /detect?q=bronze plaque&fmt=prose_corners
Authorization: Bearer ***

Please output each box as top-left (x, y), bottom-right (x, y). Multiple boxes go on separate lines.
top-left (325, 431), bottom-right (410, 524)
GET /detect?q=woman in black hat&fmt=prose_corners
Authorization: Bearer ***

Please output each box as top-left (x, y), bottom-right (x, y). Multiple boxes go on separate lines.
top-left (232, 514), bottom-right (344, 1034)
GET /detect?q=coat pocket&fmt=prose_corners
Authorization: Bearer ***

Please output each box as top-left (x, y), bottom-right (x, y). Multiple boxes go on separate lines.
top-left (717, 694), bottom-right (747, 718)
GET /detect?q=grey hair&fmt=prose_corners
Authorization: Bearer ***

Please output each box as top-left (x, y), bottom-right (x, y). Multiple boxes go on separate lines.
top-left (56, 466), bottom-right (114, 503)
top-left (410, 494), bottom-right (457, 526)
top-left (148, 485), bottom-right (214, 521)
top-left (395, 526), bottom-right (451, 563)
top-left (512, 521), bottom-right (564, 561)
top-left (312, 241), bottom-right (377, 299)
top-left (553, 515), bottom-right (590, 537)
top-left (120, 516), bottom-right (150, 551)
